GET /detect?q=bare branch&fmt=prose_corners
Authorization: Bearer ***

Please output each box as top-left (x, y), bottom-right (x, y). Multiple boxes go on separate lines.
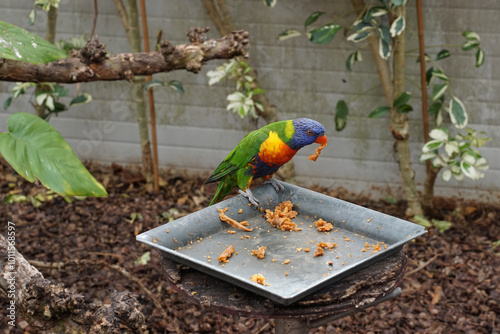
top-left (0, 30), bottom-right (249, 83)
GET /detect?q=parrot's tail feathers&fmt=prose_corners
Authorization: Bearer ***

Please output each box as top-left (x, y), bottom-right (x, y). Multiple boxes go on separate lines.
top-left (208, 180), bottom-right (230, 206)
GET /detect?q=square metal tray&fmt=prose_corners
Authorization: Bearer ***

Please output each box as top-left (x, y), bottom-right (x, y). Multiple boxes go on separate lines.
top-left (137, 182), bottom-right (426, 305)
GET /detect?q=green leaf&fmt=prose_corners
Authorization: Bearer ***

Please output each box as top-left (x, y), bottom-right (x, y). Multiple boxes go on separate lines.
top-left (449, 96), bottom-right (468, 129)
top-left (378, 25), bottom-right (392, 43)
top-left (70, 93), bottom-right (92, 106)
top-left (309, 23), bottom-right (342, 44)
top-left (475, 48), bottom-right (485, 67)
top-left (52, 101), bottom-right (67, 112)
top-left (431, 69), bottom-right (449, 82)
top-left (441, 169), bottom-right (452, 182)
top-left (419, 151), bottom-right (437, 162)
top-left (413, 214), bottom-right (432, 228)
top-left (397, 104), bottom-right (413, 113)
top-left (431, 83), bottom-right (448, 101)
top-left (365, 6), bottom-right (387, 19)
top-left (422, 139), bottom-right (444, 153)
top-left (425, 66), bottom-right (434, 84)
top-left (4, 97), bottom-right (12, 110)
top-left (353, 20), bottom-right (374, 32)
top-left (0, 112), bottom-right (107, 197)
top-left (278, 29), bottom-right (301, 41)
top-left (347, 30), bottom-right (373, 43)
top-left (134, 251), bottom-right (151, 265)
top-left (305, 12), bottom-right (324, 28)
top-left (335, 100), bottom-right (349, 131)
top-left (262, 0), bottom-right (277, 7)
top-left (429, 127), bottom-right (449, 141)
top-left (461, 39), bottom-right (479, 51)
top-left (369, 106), bottom-right (390, 118)
top-left (144, 80), bottom-right (164, 90)
top-left (0, 20), bottom-right (66, 64)
top-left (28, 9), bottom-right (37, 26)
top-left (436, 49), bottom-right (450, 60)
top-left (432, 219), bottom-right (452, 233)
top-left (379, 38), bottom-right (391, 59)
top-left (462, 30), bottom-right (480, 41)
top-left (390, 16), bottom-right (405, 36)
top-left (345, 51), bottom-right (362, 71)
top-left (428, 101), bottom-right (442, 115)
top-left (394, 91), bottom-right (411, 108)
top-left (167, 80), bottom-right (184, 94)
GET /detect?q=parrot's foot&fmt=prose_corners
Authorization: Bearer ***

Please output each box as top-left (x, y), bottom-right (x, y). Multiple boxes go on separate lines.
top-left (239, 188), bottom-right (260, 208)
top-left (263, 178), bottom-right (285, 193)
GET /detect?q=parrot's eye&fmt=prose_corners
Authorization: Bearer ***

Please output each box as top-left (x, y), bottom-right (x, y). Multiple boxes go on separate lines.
top-left (306, 130), bottom-right (314, 136)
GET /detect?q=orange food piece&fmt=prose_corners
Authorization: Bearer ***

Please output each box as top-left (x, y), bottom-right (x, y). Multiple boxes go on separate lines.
top-left (251, 246), bottom-right (266, 259)
top-left (218, 245), bottom-right (235, 263)
top-left (317, 242), bottom-right (337, 250)
top-left (313, 246), bottom-right (325, 257)
top-left (250, 273), bottom-right (268, 285)
top-left (218, 208), bottom-right (253, 232)
top-left (314, 218), bottom-right (333, 232)
top-left (308, 143), bottom-right (327, 161)
top-left (264, 201), bottom-right (301, 231)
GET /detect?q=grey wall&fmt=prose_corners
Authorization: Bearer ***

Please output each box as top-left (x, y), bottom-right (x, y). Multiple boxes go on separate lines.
top-left (1, 0), bottom-right (499, 203)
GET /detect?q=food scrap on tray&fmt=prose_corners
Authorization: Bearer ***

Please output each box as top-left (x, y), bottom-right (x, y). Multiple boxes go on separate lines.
top-left (251, 246), bottom-right (266, 259)
top-left (218, 245), bottom-right (235, 263)
top-left (217, 208), bottom-right (253, 232)
top-left (250, 273), bottom-right (269, 285)
top-left (264, 201), bottom-right (302, 231)
top-left (314, 218), bottom-right (333, 232)
top-left (308, 142), bottom-right (327, 161)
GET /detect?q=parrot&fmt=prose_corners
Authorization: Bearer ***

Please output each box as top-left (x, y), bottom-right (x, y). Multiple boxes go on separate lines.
top-left (206, 118), bottom-right (327, 207)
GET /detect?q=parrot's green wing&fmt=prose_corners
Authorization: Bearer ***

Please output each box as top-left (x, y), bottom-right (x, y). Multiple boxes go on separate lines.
top-left (206, 129), bottom-right (270, 184)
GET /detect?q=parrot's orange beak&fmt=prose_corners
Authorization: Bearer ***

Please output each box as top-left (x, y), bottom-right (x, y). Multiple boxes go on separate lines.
top-left (315, 134), bottom-right (327, 146)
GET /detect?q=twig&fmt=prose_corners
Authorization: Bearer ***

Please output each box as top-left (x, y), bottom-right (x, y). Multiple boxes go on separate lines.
top-left (406, 254), bottom-right (438, 276)
top-left (113, 0), bottom-right (131, 45)
top-left (89, 0), bottom-right (98, 39)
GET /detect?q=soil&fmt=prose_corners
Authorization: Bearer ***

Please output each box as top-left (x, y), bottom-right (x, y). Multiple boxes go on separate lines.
top-left (0, 162), bottom-right (498, 333)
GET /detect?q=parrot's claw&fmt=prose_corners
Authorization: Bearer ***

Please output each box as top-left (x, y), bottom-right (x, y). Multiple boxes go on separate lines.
top-left (239, 188), bottom-right (260, 208)
top-left (263, 178), bottom-right (285, 193)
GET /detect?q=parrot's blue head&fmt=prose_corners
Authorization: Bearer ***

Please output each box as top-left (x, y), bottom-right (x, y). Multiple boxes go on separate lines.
top-left (288, 118), bottom-right (327, 150)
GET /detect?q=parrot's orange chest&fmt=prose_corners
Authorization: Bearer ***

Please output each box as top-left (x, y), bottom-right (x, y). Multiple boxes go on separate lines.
top-left (257, 131), bottom-right (297, 167)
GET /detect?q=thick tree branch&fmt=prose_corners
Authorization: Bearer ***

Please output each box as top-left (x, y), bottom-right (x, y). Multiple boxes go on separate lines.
top-left (0, 234), bottom-right (147, 333)
top-left (0, 29), bottom-right (249, 83)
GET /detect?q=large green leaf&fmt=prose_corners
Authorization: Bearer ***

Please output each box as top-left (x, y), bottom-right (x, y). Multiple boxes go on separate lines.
top-left (0, 20), bottom-right (66, 64)
top-left (309, 23), bottom-right (342, 44)
top-left (0, 112), bottom-right (107, 197)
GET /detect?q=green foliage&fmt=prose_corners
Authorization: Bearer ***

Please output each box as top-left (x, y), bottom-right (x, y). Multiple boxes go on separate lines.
top-left (334, 100), bottom-right (349, 131)
top-left (0, 20), bottom-right (66, 64)
top-left (4, 82), bottom-right (92, 120)
top-left (414, 215), bottom-right (452, 233)
top-left (420, 128), bottom-right (490, 182)
top-left (206, 60), bottom-right (263, 119)
top-left (0, 112), bottom-right (107, 197)
top-left (144, 79), bottom-right (184, 94)
top-left (308, 23), bottom-right (342, 44)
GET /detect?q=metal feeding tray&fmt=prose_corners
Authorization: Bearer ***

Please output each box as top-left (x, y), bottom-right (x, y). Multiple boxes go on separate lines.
top-left (137, 182), bottom-right (426, 305)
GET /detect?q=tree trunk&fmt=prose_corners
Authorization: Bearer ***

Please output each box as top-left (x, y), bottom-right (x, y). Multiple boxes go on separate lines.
top-left (0, 234), bottom-right (147, 333)
top-left (351, 0), bottom-right (423, 216)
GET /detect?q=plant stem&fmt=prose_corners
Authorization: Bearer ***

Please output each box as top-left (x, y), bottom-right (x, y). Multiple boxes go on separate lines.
top-left (45, 5), bottom-right (57, 44)
top-left (125, 0), bottom-right (153, 184)
top-left (416, 0), bottom-right (440, 211)
top-left (139, 0), bottom-right (159, 193)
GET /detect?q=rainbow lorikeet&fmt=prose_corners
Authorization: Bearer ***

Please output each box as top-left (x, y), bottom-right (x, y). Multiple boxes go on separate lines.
top-left (206, 118), bottom-right (327, 206)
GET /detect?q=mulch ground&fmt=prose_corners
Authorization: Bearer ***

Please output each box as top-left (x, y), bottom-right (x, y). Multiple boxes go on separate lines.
top-left (0, 162), bottom-right (498, 333)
